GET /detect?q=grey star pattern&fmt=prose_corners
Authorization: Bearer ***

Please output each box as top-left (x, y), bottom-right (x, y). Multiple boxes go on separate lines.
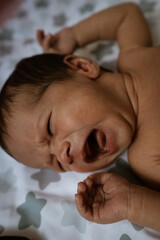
top-left (79, 3), bottom-right (95, 14)
top-left (31, 169), bottom-right (61, 190)
top-left (0, 168), bottom-right (17, 193)
top-left (91, 43), bottom-right (114, 61)
top-left (17, 192), bottom-right (47, 229)
top-left (120, 234), bottom-right (132, 240)
top-left (35, 0), bottom-right (49, 8)
top-left (131, 223), bottom-right (144, 231)
top-left (139, 0), bottom-right (156, 13)
top-left (53, 13), bottom-right (67, 27)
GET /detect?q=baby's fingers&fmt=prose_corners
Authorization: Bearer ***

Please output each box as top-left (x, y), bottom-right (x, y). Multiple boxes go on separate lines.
top-left (75, 193), bottom-right (94, 222)
top-left (76, 182), bottom-right (87, 213)
top-left (84, 177), bottom-right (93, 189)
top-left (76, 181), bottom-right (96, 221)
top-left (77, 182), bottom-right (87, 193)
top-left (42, 33), bottom-right (53, 52)
top-left (36, 29), bottom-right (45, 45)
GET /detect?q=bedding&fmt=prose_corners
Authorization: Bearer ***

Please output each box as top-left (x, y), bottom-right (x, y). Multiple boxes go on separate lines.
top-left (0, 0), bottom-right (160, 239)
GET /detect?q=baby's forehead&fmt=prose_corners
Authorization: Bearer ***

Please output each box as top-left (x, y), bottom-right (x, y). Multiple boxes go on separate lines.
top-left (14, 85), bottom-right (45, 107)
top-left (5, 86), bottom-right (41, 134)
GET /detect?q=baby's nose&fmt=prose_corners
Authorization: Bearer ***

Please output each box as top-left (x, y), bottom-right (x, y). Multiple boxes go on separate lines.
top-left (52, 126), bottom-right (91, 166)
top-left (55, 141), bottom-right (73, 165)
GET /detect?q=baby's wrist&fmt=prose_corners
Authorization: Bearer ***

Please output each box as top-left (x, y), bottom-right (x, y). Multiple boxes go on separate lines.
top-left (71, 25), bottom-right (81, 48)
top-left (127, 184), bottom-right (144, 224)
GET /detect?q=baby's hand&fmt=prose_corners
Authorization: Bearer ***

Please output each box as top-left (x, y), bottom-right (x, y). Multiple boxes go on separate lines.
top-left (75, 173), bottom-right (131, 224)
top-left (36, 27), bottom-right (78, 54)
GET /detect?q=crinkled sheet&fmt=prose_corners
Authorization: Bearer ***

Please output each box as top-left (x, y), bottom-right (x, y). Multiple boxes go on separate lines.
top-left (0, 0), bottom-right (160, 239)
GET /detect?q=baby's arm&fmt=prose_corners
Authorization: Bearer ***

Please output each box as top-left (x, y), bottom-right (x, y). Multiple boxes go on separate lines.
top-left (37, 3), bottom-right (152, 54)
top-left (73, 2), bottom-right (152, 51)
top-left (75, 173), bottom-right (160, 232)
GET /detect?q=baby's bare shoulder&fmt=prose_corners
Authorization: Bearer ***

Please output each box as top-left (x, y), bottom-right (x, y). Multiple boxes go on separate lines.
top-left (128, 127), bottom-right (160, 189)
top-left (120, 46), bottom-right (160, 189)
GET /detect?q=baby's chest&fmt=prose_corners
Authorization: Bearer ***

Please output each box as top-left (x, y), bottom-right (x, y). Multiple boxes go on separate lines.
top-left (128, 116), bottom-right (160, 187)
top-left (136, 73), bottom-right (160, 154)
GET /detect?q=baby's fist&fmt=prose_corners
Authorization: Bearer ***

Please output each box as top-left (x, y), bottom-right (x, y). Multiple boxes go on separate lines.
top-left (75, 173), bottom-right (131, 224)
top-left (37, 27), bottom-right (78, 54)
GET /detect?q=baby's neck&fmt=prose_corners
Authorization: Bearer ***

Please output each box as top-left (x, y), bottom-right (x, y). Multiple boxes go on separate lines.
top-left (98, 70), bottom-right (137, 134)
top-left (122, 73), bottom-right (138, 118)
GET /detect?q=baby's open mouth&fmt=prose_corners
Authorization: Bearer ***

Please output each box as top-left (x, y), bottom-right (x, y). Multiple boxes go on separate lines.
top-left (84, 129), bottom-right (109, 163)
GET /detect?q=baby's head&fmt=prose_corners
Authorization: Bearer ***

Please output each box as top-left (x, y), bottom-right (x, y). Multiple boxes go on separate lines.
top-left (0, 54), bottom-right (71, 150)
top-left (0, 54), bottom-right (135, 172)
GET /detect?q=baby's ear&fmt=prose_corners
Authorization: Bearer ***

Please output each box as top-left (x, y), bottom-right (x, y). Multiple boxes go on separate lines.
top-left (63, 55), bottom-right (100, 79)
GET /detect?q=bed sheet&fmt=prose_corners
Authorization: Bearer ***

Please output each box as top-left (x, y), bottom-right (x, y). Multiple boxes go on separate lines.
top-left (0, 0), bottom-right (160, 239)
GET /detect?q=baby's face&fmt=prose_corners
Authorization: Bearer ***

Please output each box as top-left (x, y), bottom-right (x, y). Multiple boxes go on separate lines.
top-left (6, 74), bottom-right (134, 172)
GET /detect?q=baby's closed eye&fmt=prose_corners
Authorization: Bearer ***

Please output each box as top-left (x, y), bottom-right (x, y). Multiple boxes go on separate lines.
top-left (47, 114), bottom-right (52, 136)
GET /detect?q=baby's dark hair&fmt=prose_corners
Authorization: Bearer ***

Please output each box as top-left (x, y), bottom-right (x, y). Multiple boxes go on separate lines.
top-left (0, 53), bottom-right (72, 154)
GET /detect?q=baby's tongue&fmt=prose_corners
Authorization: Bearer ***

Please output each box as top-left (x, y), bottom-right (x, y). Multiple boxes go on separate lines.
top-left (96, 130), bottom-right (106, 150)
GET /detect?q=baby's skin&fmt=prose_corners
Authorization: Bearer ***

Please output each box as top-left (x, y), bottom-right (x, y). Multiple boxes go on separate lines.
top-left (35, 3), bottom-right (160, 231)
top-left (75, 172), bottom-right (160, 232)
top-left (4, 3), bottom-right (160, 231)
top-left (76, 173), bottom-right (131, 224)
